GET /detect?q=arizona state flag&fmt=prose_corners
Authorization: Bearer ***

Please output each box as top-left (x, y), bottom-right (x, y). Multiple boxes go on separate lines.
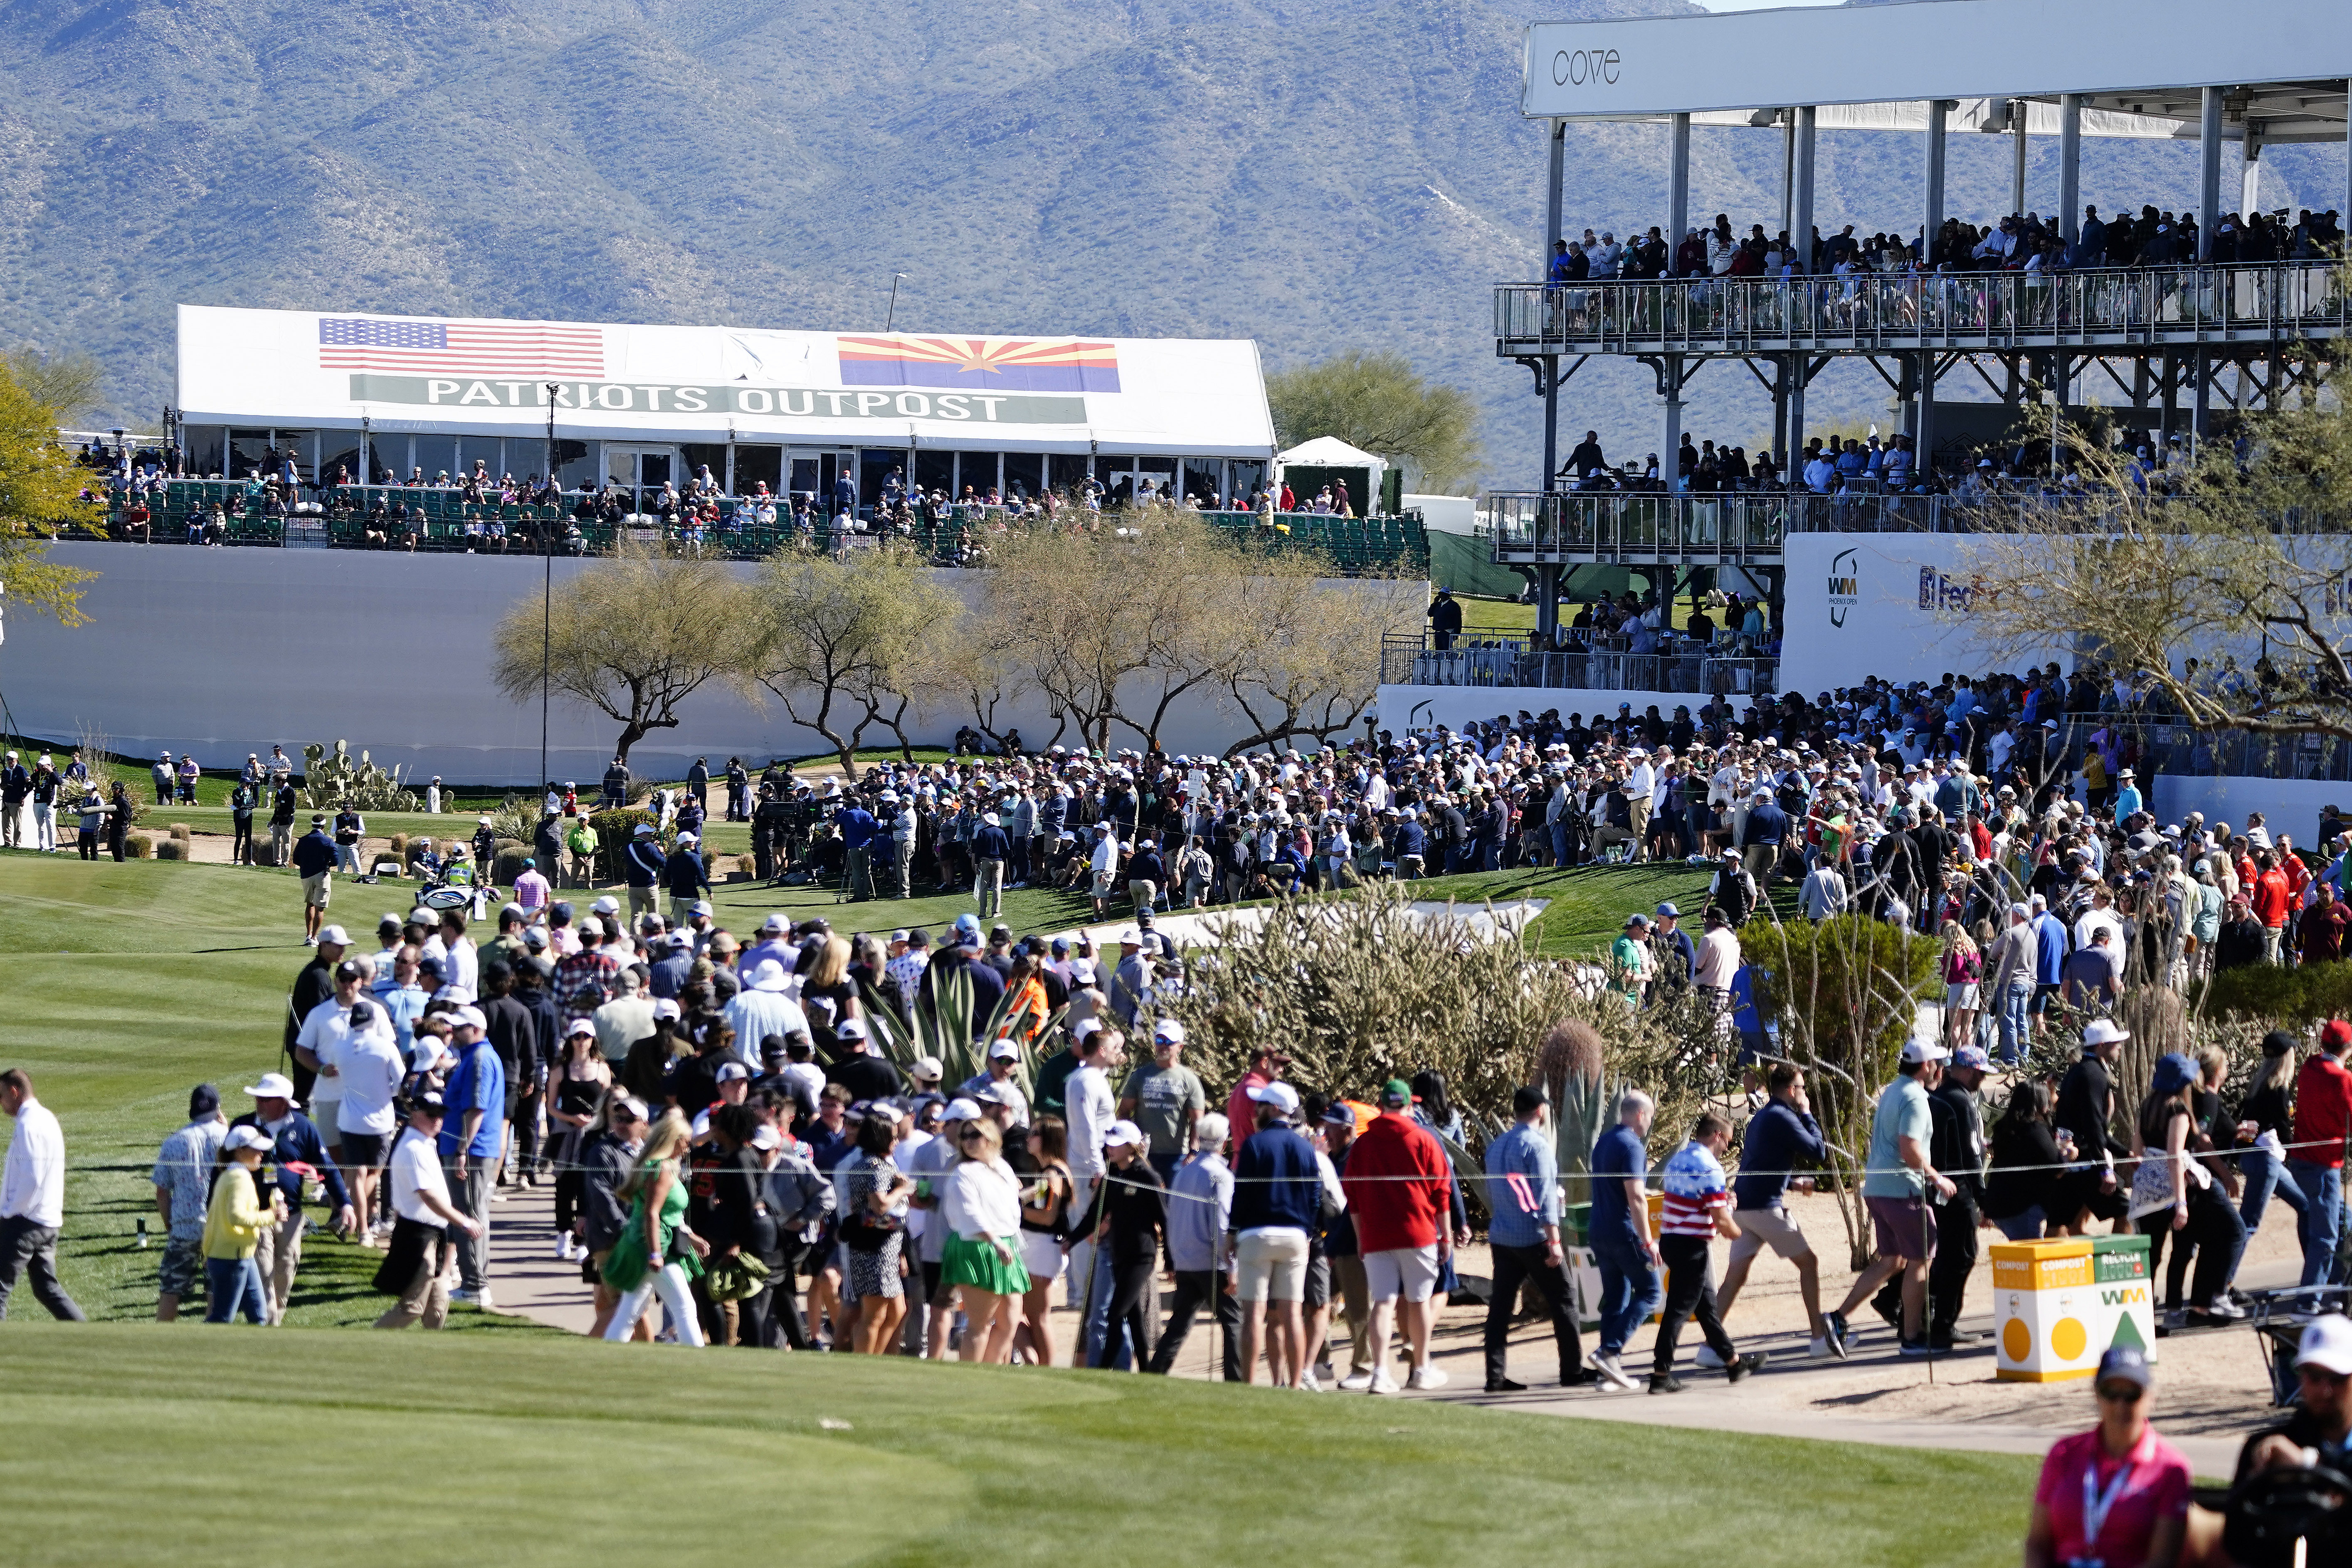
top-left (836, 335), bottom-right (1121, 393)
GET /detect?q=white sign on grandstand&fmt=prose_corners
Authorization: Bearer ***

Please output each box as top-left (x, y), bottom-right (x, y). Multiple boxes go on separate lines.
top-left (174, 305), bottom-right (1277, 458)
top-left (1522, 0), bottom-right (2352, 120)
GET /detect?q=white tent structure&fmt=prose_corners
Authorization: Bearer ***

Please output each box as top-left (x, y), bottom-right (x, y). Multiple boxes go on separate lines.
top-left (1275, 437), bottom-right (1389, 512)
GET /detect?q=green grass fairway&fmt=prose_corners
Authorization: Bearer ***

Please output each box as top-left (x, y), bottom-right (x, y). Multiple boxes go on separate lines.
top-left (0, 1326), bottom-right (2032, 1567)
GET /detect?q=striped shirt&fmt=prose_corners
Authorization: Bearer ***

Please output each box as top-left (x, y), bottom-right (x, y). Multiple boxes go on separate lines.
top-left (1658, 1140), bottom-right (1729, 1237)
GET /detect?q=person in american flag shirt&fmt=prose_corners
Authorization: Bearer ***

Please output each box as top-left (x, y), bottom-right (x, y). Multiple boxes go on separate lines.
top-left (1649, 1110), bottom-right (1766, 1393)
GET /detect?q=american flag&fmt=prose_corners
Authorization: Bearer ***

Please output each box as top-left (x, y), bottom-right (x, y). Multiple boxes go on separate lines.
top-left (318, 316), bottom-right (605, 376)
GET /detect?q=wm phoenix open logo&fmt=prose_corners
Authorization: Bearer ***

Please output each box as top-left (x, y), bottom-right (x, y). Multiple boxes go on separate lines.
top-left (1827, 547), bottom-right (1860, 627)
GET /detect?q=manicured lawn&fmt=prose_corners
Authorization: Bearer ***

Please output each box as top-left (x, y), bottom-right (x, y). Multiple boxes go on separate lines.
top-left (0, 852), bottom-right (540, 1332)
top-left (0, 1325), bottom-right (2032, 1566)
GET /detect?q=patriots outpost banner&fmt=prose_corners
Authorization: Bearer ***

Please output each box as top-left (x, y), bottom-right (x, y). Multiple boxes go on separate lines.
top-left (177, 306), bottom-right (1274, 455)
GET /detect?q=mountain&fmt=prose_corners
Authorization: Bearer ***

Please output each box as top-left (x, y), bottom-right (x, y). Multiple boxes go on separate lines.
top-left (3, 0), bottom-right (2343, 486)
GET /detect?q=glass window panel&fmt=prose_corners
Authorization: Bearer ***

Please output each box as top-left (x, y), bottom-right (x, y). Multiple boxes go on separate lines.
top-left (1181, 459), bottom-right (1224, 507)
top-left (955, 452), bottom-right (1002, 500)
top-left (185, 427), bottom-right (225, 478)
top-left (860, 449), bottom-right (908, 508)
top-left (362, 432), bottom-right (403, 484)
top-left (552, 440), bottom-right (595, 490)
top-left (1002, 453), bottom-right (1043, 501)
top-left (638, 451), bottom-right (672, 489)
top-left (319, 443), bottom-right (361, 488)
top-left (915, 449), bottom-right (954, 498)
top-left (1227, 459), bottom-right (1267, 503)
top-left (679, 443), bottom-right (727, 492)
top-left (1048, 453), bottom-right (1093, 493)
top-left (788, 454), bottom-right (821, 499)
top-left (733, 444), bottom-right (782, 495)
top-left (228, 429), bottom-right (273, 480)
top-left (412, 435), bottom-right (457, 484)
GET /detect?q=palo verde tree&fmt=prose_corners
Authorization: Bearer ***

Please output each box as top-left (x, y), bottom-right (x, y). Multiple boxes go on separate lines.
top-left (738, 545), bottom-right (960, 773)
top-left (1265, 349), bottom-right (1483, 491)
top-left (490, 544), bottom-right (749, 764)
top-left (1962, 374), bottom-right (2352, 741)
top-left (0, 351), bottom-right (101, 627)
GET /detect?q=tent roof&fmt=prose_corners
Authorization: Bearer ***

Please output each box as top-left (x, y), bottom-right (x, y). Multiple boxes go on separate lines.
top-left (1278, 436), bottom-right (1386, 469)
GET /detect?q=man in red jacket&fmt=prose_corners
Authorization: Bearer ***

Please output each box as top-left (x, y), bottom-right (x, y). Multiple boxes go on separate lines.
top-left (1341, 1079), bottom-right (1455, 1394)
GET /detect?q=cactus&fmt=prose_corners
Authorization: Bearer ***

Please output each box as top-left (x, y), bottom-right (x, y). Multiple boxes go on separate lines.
top-left (301, 740), bottom-right (421, 813)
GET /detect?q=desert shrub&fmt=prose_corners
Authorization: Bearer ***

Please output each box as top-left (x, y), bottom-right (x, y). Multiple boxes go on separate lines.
top-left (589, 807), bottom-right (659, 882)
top-left (2197, 960), bottom-right (2352, 1028)
top-left (126, 833), bottom-right (154, 858)
top-left (154, 838), bottom-right (184, 861)
top-left (387, 832), bottom-right (408, 857)
top-left (733, 853), bottom-right (756, 878)
top-left (167, 822), bottom-right (191, 843)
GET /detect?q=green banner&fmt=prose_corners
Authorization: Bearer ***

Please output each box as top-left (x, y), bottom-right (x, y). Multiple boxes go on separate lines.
top-left (346, 375), bottom-right (1085, 425)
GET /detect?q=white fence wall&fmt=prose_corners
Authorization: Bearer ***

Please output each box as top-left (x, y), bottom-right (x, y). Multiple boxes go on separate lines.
top-left (0, 543), bottom-right (1255, 783)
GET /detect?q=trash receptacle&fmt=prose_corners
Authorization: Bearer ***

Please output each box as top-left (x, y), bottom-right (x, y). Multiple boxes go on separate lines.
top-left (1992, 1235), bottom-right (2155, 1383)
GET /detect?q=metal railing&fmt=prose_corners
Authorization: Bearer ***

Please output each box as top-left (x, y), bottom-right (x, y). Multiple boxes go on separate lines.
top-left (89, 485), bottom-right (1430, 576)
top-left (2049, 716), bottom-right (2352, 786)
top-left (1381, 633), bottom-right (1776, 697)
top-left (1496, 259), bottom-right (2352, 353)
top-left (1475, 490), bottom-right (2301, 558)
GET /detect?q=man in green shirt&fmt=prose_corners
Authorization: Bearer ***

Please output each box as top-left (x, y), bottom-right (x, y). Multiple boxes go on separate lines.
top-left (1824, 1039), bottom-right (1956, 1356)
top-left (1118, 1019), bottom-right (1207, 1186)
top-left (1612, 914), bottom-right (1654, 1010)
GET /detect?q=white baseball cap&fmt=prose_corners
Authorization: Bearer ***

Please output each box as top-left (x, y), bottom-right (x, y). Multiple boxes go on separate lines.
top-left (1102, 1119), bottom-right (1145, 1149)
top-left (2295, 1312), bottom-right (2352, 1376)
top-left (1899, 1038), bottom-right (1949, 1064)
top-left (1245, 1080), bottom-right (1301, 1116)
top-left (242, 1073), bottom-right (299, 1102)
top-left (1153, 1018), bottom-right (1187, 1046)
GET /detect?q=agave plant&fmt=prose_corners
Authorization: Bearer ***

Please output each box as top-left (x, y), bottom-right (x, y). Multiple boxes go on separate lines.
top-left (863, 961), bottom-right (1062, 1106)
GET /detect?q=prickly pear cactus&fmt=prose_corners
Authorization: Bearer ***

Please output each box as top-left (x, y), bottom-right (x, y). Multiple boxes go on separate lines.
top-left (301, 739), bottom-right (422, 812)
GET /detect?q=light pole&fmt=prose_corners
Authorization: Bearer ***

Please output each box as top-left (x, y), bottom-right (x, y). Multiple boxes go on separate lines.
top-left (885, 273), bottom-right (909, 332)
top-left (541, 383), bottom-right (559, 793)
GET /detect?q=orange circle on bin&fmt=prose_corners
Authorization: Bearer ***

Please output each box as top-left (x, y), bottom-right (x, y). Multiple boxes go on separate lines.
top-left (2003, 1319), bottom-right (2031, 1362)
top-left (2051, 1318), bottom-right (2088, 1361)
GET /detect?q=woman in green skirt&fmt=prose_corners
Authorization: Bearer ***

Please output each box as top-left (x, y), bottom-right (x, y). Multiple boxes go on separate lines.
top-left (601, 1109), bottom-right (708, 1346)
top-left (940, 1117), bottom-right (1030, 1363)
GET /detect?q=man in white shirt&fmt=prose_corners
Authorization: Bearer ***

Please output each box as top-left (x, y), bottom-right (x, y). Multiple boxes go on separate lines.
top-left (723, 961), bottom-right (810, 1070)
top-left (0, 1069), bottom-right (85, 1320)
top-left (375, 1093), bottom-right (482, 1331)
top-left (295, 965), bottom-right (405, 1233)
top-left (1063, 1025), bottom-right (1125, 1338)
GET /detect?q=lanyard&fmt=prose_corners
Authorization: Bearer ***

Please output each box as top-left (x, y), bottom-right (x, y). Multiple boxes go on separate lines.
top-left (2081, 1456), bottom-right (2136, 1549)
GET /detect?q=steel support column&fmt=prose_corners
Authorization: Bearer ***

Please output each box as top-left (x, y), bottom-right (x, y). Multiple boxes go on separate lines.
top-left (1541, 118), bottom-right (1564, 498)
top-left (2011, 113), bottom-right (2027, 217)
top-left (1923, 99), bottom-right (1949, 264)
top-left (2199, 85), bottom-right (2225, 260)
top-left (1794, 106), bottom-right (1818, 271)
top-left (2059, 94), bottom-right (2083, 247)
top-left (1668, 112), bottom-right (1691, 255)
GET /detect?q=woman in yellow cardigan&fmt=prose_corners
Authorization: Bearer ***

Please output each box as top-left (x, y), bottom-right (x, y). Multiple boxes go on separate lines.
top-left (203, 1126), bottom-right (282, 1325)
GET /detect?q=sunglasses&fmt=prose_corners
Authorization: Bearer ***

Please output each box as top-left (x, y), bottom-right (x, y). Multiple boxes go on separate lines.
top-left (2095, 1383), bottom-right (2145, 1404)
top-left (957, 1128), bottom-right (986, 1141)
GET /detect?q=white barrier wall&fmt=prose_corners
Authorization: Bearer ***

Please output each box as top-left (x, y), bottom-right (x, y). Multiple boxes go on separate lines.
top-left (0, 543), bottom-right (1246, 783)
top-left (1779, 531), bottom-right (2072, 698)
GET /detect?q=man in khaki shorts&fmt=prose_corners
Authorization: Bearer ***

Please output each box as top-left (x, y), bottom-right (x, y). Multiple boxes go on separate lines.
top-left (290, 815), bottom-right (340, 946)
top-left (1715, 1062), bottom-right (1842, 1360)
